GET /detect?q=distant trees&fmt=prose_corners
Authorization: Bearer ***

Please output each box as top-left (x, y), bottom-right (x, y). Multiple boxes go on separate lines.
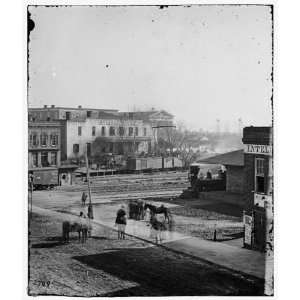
top-left (155, 120), bottom-right (243, 167)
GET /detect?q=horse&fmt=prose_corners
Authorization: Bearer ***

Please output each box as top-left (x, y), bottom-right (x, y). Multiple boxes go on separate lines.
top-left (144, 203), bottom-right (170, 223)
top-left (62, 221), bottom-right (90, 243)
top-left (128, 200), bottom-right (144, 220)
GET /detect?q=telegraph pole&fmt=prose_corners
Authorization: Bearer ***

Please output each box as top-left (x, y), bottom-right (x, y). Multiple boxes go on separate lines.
top-left (85, 144), bottom-right (93, 219)
top-left (29, 173), bottom-right (34, 222)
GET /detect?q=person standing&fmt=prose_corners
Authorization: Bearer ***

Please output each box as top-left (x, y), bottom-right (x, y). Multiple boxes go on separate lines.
top-left (78, 211), bottom-right (88, 243)
top-left (206, 170), bottom-right (212, 180)
top-left (151, 215), bottom-right (162, 244)
top-left (144, 206), bottom-right (151, 226)
top-left (115, 205), bottom-right (127, 240)
top-left (81, 192), bottom-right (87, 206)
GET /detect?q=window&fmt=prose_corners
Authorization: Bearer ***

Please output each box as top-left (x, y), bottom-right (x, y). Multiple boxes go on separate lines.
top-left (135, 127), bottom-right (139, 136)
top-left (40, 133), bottom-right (48, 147)
top-left (143, 127), bottom-right (147, 136)
top-left (255, 158), bottom-right (265, 193)
top-left (50, 152), bottom-right (57, 165)
top-left (32, 152), bottom-right (38, 167)
top-left (109, 143), bottom-right (114, 153)
top-left (109, 126), bottom-right (115, 136)
top-left (32, 134), bottom-right (38, 146)
top-left (101, 126), bottom-right (106, 136)
top-left (129, 127), bottom-right (133, 136)
top-left (87, 143), bottom-right (91, 157)
top-left (87, 111), bottom-right (92, 118)
top-left (41, 152), bottom-right (49, 167)
top-left (119, 127), bottom-right (125, 136)
top-left (66, 111), bottom-right (71, 120)
top-left (73, 144), bottom-right (79, 154)
top-left (92, 126), bottom-right (96, 136)
top-left (78, 126), bottom-right (82, 136)
top-left (50, 134), bottom-right (58, 146)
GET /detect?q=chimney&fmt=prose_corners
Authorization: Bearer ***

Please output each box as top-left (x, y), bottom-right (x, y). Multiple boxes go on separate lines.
top-left (78, 105), bottom-right (82, 109)
top-left (51, 105), bottom-right (55, 108)
top-left (44, 105), bottom-right (47, 108)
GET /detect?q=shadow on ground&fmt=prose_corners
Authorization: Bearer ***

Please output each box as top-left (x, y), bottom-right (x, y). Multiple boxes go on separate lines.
top-left (191, 203), bottom-right (243, 217)
top-left (73, 247), bottom-right (264, 296)
top-left (31, 242), bottom-right (63, 248)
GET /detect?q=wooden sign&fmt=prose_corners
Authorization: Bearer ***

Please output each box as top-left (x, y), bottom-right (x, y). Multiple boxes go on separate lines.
top-left (244, 215), bottom-right (253, 246)
top-left (244, 144), bottom-right (272, 156)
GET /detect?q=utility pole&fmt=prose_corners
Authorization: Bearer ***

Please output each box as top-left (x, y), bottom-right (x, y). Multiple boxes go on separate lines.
top-left (29, 173), bottom-right (34, 222)
top-left (85, 144), bottom-right (93, 219)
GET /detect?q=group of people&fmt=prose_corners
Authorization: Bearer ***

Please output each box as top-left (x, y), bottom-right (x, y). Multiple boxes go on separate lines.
top-left (115, 201), bottom-right (168, 244)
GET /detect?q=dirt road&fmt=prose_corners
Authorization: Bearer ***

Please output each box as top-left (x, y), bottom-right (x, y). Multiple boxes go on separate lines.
top-left (28, 213), bottom-right (263, 296)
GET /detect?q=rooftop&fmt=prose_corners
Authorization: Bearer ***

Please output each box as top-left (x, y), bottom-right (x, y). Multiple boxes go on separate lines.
top-left (29, 106), bottom-right (118, 112)
top-left (197, 149), bottom-right (244, 167)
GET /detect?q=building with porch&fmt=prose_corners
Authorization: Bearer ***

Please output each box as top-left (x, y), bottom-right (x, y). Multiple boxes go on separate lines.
top-left (28, 106), bottom-right (163, 163)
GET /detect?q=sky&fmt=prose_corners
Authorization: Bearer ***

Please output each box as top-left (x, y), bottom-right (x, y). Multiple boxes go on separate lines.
top-left (28, 5), bottom-right (273, 131)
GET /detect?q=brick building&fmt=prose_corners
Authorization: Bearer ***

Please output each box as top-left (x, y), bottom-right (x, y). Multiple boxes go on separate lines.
top-left (242, 126), bottom-right (273, 251)
top-left (28, 121), bottom-right (61, 169)
top-left (28, 106), bottom-right (173, 163)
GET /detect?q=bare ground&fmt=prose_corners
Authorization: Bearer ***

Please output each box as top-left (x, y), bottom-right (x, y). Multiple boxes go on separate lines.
top-left (28, 212), bottom-right (263, 296)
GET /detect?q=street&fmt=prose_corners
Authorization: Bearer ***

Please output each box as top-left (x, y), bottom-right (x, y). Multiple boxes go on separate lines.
top-left (28, 172), bottom-right (264, 296)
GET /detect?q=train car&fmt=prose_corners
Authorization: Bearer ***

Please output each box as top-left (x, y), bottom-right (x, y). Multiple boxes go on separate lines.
top-left (163, 157), bottom-right (183, 170)
top-left (29, 167), bottom-right (59, 190)
top-left (126, 156), bottom-right (183, 172)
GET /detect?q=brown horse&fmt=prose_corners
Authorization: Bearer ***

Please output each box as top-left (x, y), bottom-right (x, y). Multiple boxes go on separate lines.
top-left (62, 221), bottom-right (89, 243)
top-left (144, 203), bottom-right (170, 223)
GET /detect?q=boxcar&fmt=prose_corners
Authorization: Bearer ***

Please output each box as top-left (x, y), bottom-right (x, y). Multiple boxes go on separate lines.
top-left (29, 167), bottom-right (59, 190)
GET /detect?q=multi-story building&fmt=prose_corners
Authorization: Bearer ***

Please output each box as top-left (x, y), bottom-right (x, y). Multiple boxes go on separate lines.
top-left (63, 111), bottom-right (154, 160)
top-left (118, 109), bottom-right (174, 143)
top-left (28, 121), bottom-right (61, 168)
top-left (28, 106), bottom-right (165, 162)
top-left (28, 105), bottom-right (118, 122)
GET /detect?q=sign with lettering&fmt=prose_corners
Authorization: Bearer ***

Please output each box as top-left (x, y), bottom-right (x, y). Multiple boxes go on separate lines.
top-left (254, 193), bottom-right (272, 208)
top-left (244, 215), bottom-right (253, 246)
top-left (244, 144), bottom-right (272, 156)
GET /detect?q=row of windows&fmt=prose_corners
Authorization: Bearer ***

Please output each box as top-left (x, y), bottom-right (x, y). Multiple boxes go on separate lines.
top-left (29, 134), bottom-right (59, 147)
top-left (72, 143), bottom-right (91, 156)
top-left (78, 126), bottom-right (147, 137)
top-left (31, 151), bottom-right (57, 167)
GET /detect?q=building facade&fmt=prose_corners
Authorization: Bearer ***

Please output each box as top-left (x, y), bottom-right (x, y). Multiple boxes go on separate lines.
top-left (28, 106), bottom-right (165, 162)
top-left (242, 126), bottom-right (273, 251)
top-left (28, 121), bottom-right (61, 169)
top-left (64, 116), bottom-right (154, 160)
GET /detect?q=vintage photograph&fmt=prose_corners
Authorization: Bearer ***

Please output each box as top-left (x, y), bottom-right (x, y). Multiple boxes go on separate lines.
top-left (27, 4), bottom-right (273, 296)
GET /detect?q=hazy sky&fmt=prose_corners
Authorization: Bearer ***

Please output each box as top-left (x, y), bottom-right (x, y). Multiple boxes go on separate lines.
top-left (29, 5), bottom-right (273, 131)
